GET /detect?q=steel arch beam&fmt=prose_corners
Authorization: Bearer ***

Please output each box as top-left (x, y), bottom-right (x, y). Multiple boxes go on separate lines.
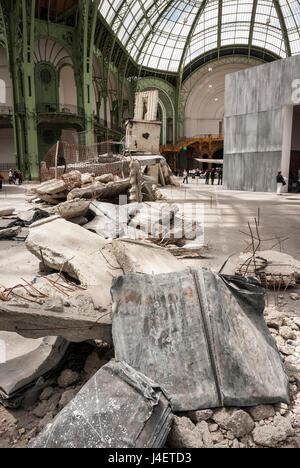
top-left (135, 0), bottom-right (176, 64)
top-left (273, 0), bottom-right (291, 56)
top-left (178, 0), bottom-right (210, 73)
top-left (248, 0), bottom-right (258, 57)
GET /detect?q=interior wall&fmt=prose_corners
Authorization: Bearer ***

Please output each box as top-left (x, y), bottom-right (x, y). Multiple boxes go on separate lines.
top-left (184, 63), bottom-right (253, 138)
top-left (59, 66), bottom-right (77, 108)
top-left (0, 128), bottom-right (15, 167)
top-left (61, 128), bottom-right (78, 144)
top-left (290, 105), bottom-right (300, 185)
top-left (224, 55), bottom-right (300, 193)
top-left (291, 106), bottom-right (300, 151)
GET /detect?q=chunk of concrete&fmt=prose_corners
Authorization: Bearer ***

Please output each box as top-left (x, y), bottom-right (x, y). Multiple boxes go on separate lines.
top-left (28, 360), bottom-right (173, 448)
top-left (0, 337), bottom-right (69, 408)
top-left (236, 250), bottom-right (300, 286)
top-left (26, 217), bottom-right (123, 288)
top-left (111, 268), bottom-right (289, 412)
top-left (26, 216), bottom-right (182, 283)
top-left (0, 207), bottom-right (15, 216)
top-left (0, 226), bottom-right (21, 239)
top-left (35, 179), bottom-right (67, 196)
top-left (55, 200), bottom-right (90, 220)
top-left (0, 287), bottom-right (113, 343)
top-left (111, 239), bottom-right (183, 275)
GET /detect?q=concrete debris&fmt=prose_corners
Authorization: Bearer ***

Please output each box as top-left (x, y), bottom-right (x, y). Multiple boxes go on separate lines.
top-left (0, 217), bottom-right (183, 342)
top-left (0, 337), bottom-right (69, 408)
top-left (0, 207), bottom-right (15, 216)
top-left (111, 268), bottom-right (289, 412)
top-left (15, 209), bottom-right (50, 226)
top-left (0, 209), bottom-right (50, 241)
top-left (57, 369), bottom-right (80, 389)
top-left (226, 410), bottom-right (255, 438)
top-left (0, 286), bottom-right (114, 343)
top-left (60, 171), bottom-right (82, 191)
top-left (95, 173), bottom-right (115, 183)
top-left (0, 226), bottom-right (22, 239)
top-left (236, 250), bottom-right (300, 286)
top-left (28, 360), bottom-right (173, 448)
top-left (55, 199), bottom-right (90, 220)
top-left (167, 416), bottom-right (203, 448)
top-left (248, 405), bottom-right (276, 421)
top-left (111, 239), bottom-right (183, 275)
top-left (26, 216), bottom-right (123, 287)
top-left (252, 415), bottom-right (294, 447)
top-left (67, 178), bottom-right (131, 201)
top-left (35, 179), bottom-right (67, 196)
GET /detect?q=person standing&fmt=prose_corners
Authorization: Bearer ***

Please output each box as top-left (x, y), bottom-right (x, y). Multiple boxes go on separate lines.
top-left (211, 168), bottom-right (216, 185)
top-left (276, 170), bottom-right (286, 195)
top-left (0, 172), bottom-right (4, 190)
top-left (8, 169), bottom-right (15, 185)
top-left (17, 170), bottom-right (23, 184)
top-left (182, 169), bottom-right (188, 184)
top-left (205, 170), bottom-right (210, 185)
top-left (14, 170), bottom-right (19, 185)
top-left (218, 168), bottom-right (223, 185)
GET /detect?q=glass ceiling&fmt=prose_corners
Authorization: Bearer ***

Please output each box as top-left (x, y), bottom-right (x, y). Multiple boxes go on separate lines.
top-left (99, 0), bottom-right (300, 72)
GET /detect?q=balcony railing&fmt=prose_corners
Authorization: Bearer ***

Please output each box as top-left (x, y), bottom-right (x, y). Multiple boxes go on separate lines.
top-left (36, 103), bottom-right (83, 115)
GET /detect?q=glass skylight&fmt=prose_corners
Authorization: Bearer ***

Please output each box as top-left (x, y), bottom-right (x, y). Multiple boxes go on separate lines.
top-left (98, 0), bottom-right (300, 72)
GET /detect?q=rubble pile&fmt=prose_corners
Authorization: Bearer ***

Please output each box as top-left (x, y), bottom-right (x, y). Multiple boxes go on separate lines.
top-left (30, 159), bottom-right (178, 207)
top-left (0, 209), bottom-right (299, 447)
top-left (0, 207), bottom-right (49, 240)
top-left (236, 250), bottom-right (300, 287)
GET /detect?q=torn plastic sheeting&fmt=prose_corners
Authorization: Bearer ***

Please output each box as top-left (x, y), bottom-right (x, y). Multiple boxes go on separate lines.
top-left (29, 360), bottom-right (174, 448)
top-left (111, 268), bottom-right (290, 412)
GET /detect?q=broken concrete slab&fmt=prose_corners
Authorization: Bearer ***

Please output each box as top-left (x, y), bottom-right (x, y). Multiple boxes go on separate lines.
top-left (236, 250), bottom-right (300, 286)
top-left (55, 199), bottom-right (90, 220)
top-left (26, 217), bottom-right (123, 289)
top-left (111, 239), bottom-right (184, 275)
top-left (26, 216), bottom-right (182, 284)
top-left (15, 208), bottom-right (50, 226)
top-left (35, 179), bottom-right (68, 196)
top-left (0, 226), bottom-right (22, 239)
top-left (0, 218), bottom-right (16, 230)
top-left (67, 179), bottom-right (131, 201)
top-left (111, 268), bottom-right (289, 412)
top-left (28, 360), bottom-right (173, 448)
top-left (95, 173), bottom-right (114, 183)
top-left (0, 286), bottom-right (113, 343)
top-left (0, 207), bottom-right (15, 216)
top-left (0, 337), bottom-right (69, 408)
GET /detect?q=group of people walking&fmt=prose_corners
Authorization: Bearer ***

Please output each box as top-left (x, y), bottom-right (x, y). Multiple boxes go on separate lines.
top-left (8, 169), bottom-right (23, 185)
top-left (182, 167), bottom-right (223, 185)
top-left (204, 168), bottom-right (223, 185)
top-left (0, 169), bottom-right (23, 189)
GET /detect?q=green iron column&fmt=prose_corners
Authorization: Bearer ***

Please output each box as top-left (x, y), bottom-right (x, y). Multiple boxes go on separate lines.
top-left (21, 0), bottom-right (38, 179)
top-left (78, 0), bottom-right (100, 146)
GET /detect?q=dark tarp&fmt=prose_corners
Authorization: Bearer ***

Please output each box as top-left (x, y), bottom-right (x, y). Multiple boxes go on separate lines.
top-left (111, 268), bottom-right (289, 412)
top-left (29, 360), bottom-right (173, 448)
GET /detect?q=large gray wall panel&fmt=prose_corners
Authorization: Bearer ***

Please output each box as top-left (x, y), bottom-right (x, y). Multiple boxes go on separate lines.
top-left (224, 55), bottom-right (300, 192)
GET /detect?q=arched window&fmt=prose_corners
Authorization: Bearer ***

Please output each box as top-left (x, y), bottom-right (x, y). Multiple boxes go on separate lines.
top-left (0, 79), bottom-right (6, 104)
